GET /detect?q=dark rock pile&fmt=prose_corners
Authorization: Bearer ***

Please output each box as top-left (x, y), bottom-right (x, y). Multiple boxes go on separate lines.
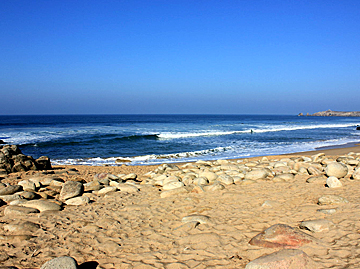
top-left (0, 145), bottom-right (51, 175)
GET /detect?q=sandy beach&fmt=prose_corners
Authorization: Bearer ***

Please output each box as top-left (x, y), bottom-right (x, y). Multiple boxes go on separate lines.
top-left (1, 144), bottom-right (360, 268)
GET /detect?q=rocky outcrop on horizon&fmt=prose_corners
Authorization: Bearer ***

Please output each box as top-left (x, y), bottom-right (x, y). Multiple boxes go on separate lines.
top-left (299, 109), bottom-right (360, 117)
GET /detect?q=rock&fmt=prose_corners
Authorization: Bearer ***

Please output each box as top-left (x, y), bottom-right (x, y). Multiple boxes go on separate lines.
top-left (299, 219), bottom-right (335, 232)
top-left (18, 180), bottom-right (36, 191)
top-left (261, 200), bottom-right (281, 208)
top-left (122, 173), bottom-right (137, 181)
top-left (40, 177), bottom-right (63, 186)
top-left (41, 256), bottom-right (78, 269)
top-left (203, 182), bottom-right (225, 191)
top-left (326, 176), bottom-right (342, 188)
top-left (163, 181), bottom-right (185, 190)
top-left (245, 168), bottom-right (270, 180)
top-left (307, 166), bottom-right (322, 176)
top-left (181, 214), bottom-right (211, 224)
top-left (198, 171), bottom-right (218, 182)
top-left (115, 183), bottom-right (139, 193)
top-left (0, 193), bottom-right (22, 203)
top-left (249, 224), bottom-right (315, 248)
top-left (59, 181), bottom-right (83, 200)
top-left (35, 156), bottom-right (52, 170)
top-left (18, 191), bottom-right (36, 200)
top-left (3, 221), bottom-right (40, 233)
top-left (4, 205), bottom-right (40, 216)
top-left (352, 167), bottom-right (360, 180)
top-left (21, 200), bottom-right (62, 212)
top-left (218, 174), bottom-right (234, 185)
top-left (65, 196), bottom-right (90, 206)
top-left (97, 186), bottom-right (117, 195)
top-left (312, 153), bottom-right (325, 162)
top-left (245, 249), bottom-right (317, 269)
top-left (83, 180), bottom-right (102, 192)
top-left (0, 234), bottom-right (34, 241)
top-left (0, 185), bottom-right (22, 195)
top-left (318, 195), bottom-right (349, 205)
top-left (306, 176), bottom-right (326, 183)
top-left (160, 187), bottom-right (188, 198)
top-left (325, 162), bottom-right (348, 178)
top-left (317, 208), bottom-right (337, 214)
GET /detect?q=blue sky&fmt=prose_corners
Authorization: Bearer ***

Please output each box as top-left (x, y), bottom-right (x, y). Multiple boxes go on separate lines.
top-left (1, 0), bottom-right (360, 115)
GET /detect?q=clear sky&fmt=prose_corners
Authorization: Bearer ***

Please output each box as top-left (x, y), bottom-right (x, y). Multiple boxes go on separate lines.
top-left (1, 0), bottom-right (360, 115)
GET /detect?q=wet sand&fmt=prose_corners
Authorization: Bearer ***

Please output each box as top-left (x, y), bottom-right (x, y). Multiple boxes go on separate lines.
top-left (1, 144), bottom-right (360, 268)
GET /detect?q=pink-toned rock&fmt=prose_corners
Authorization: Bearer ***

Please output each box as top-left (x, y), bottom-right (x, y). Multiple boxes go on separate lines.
top-left (249, 224), bottom-right (315, 248)
top-left (245, 249), bottom-right (317, 269)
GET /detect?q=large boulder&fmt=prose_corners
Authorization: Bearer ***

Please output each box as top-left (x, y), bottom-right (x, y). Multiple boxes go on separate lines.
top-left (0, 145), bottom-right (52, 174)
top-left (325, 162), bottom-right (348, 178)
top-left (59, 181), bottom-right (83, 200)
top-left (249, 224), bottom-right (315, 248)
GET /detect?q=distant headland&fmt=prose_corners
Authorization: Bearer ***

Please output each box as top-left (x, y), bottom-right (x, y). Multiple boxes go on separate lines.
top-left (298, 109), bottom-right (360, 117)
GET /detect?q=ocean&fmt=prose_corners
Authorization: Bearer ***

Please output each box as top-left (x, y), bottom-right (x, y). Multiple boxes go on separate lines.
top-left (0, 114), bottom-right (359, 166)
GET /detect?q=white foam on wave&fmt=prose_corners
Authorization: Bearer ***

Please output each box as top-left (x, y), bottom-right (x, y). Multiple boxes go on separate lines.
top-left (52, 146), bottom-right (233, 166)
top-left (157, 123), bottom-right (357, 140)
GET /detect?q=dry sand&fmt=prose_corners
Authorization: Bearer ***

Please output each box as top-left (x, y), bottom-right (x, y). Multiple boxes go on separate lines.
top-left (1, 144), bottom-right (360, 268)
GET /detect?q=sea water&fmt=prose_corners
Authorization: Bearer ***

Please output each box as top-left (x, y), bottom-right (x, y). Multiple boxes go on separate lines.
top-left (0, 114), bottom-right (359, 166)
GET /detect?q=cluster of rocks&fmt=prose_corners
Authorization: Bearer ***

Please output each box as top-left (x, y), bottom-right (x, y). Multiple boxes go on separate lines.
top-left (1, 151), bottom-right (359, 216)
top-left (1, 150), bottom-right (360, 268)
top-left (137, 151), bottom-right (360, 198)
top-left (0, 144), bottom-right (51, 175)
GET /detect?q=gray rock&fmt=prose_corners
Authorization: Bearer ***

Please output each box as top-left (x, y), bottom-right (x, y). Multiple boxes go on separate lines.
top-left (97, 186), bottom-right (117, 195)
top-left (325, 162), bottom-right (348, 178)
top-left (245, 249), bottom-right (317, 269)
top-left (65, 196), bottom-right (90, 206)
top-left (0, 193), bottom-right (22, 203)
top-left (306, 176), bottom-right (326, 183)
top-left (41, 256), bottom-right (78, 269)
top-left (181, 214), bottom-right (211, 224)
top-left (21, 200), bottom-right (62, 212)
top-left (0, 185), bottom-right (22, 195)
top-left (60, 181), bottom-right (83, 200)
top-left (307, 166), bottom-right (323, 176)
top-left (317, 208), bottom-right (337, 214)
top-left (318, 195), bottom-right (349, 205)
top-left (352, 167), bottom-right (360, 180)
top-left (4, 205), bottom-right (40, 216)
top-left (299, 219), bottom-right (335, 232)
top-left (218, 174), bottom-right (234, 185)
top-left (3, 221), bottom-right (40, 233)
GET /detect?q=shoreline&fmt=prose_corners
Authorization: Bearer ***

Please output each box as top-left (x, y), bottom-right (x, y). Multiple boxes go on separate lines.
top-left (46, 141), bottom-right (360, 182)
